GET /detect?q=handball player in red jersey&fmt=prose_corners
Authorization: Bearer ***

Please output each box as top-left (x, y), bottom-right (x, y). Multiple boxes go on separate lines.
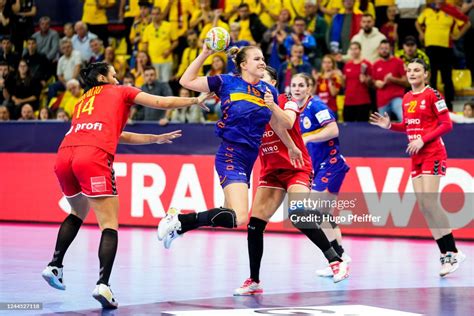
top-left (234, 68), bottom-right (349, 296)
top-left (41, 62), bottom-right (210, 309)
top-left (370, 58), bottom-right (466, 277)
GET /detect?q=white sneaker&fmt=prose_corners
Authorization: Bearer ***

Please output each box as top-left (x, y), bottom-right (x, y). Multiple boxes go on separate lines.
top-left (157, 208), bottom-right (182, 241)
top-left (42, 266), bottom-right (66, 290)
top-left (316, 253), bottom-right (352, 277)
top-left (440, 250), bottom-right (466, 277)
top-left (92, 283), bottom-right (118, 309)
top-left (330, 261), bottom-right (349, 283)
top-left (234, 278), bottom-right (263, 296)
top-left (163, 229), bottom-right (182, 249)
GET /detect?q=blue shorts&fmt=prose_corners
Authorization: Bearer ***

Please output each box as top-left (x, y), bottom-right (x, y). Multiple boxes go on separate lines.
top-left (215, 140), bottom-right (259, 188)
top-left (312, 156), bottom-right (350, 193)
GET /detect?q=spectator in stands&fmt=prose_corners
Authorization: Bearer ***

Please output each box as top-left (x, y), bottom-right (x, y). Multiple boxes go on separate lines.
top-left (89, 38), bottom-right (105, 64)
top-left (374, 0), bottom-right (394, 28)
top-left (142, 6), bottom-right (177, 82)
top-left (380, 5), bottom-right (398, 49)
top-left (81, 0), bottom-right (115, 47)
top-left (38, 107), bottom-right (52, 120)
top-left (416, 0), bottom-right (471, 110)
top-left (449, 101), bottom-right (474, 123)
top-left (62, 23), bottom-right (74, 41)
top-left (104, 46), bottom-right (127, 81)
top-left (189, 0), bottom-right (213, 33)
top-left (72, 21), bottom-right (97, 64)
top-left (47, 38), bottom-right (82, 103)
top-left (18, 103), bottom-right (34, 120)
top-left (278, 43), bottom-right (313, 93)
top-left (155, 0), bottom-right (194, 57)
top-left (351, 13), bottom-right (386, 63)
top-left (262, 8), bottom-right (292, 65)
top-left (328, 0), bottom-right (362, 55)
top-left (320, 0), bottom-right (374, 23)
top-left (372, 39), bottom-right (407, 121)
top-left (174, 30), bottom-right (202, 80)
top-left (396, 0), bottom-right (425, 48)
top-left (11, 0), bottom-right (36, 54)
top-left (284, 17), bottom-right (316, 64)
top-left (23, 37), bottom-right (52, 84)
top-left (227, 23), bottom-right (250, 73)
top-left (56, 108), bottom-right (69, 122)
top-left (395, 35), bottom-right (430, 67)
top-left (138, 66), bottom-right (173, 123)
top-left (130, 50), bottom-right (151, 87)
top-left (233, 3), bottom-right (266, 45)
top-left (313, 54), bottom-right (343, 117)
top-left (0, 104), bottom-right (9, 120)
top-left (0, 36), bottom-right (20, 70)
top-left (170, 87), bottom-right (203, 123)
top-left (343, 41), bottom-right (372, 121)
top-left (305, 0), bottom-right (328, 69)
top-left (223, 0), bottom-right (259, 23)
top-left (32, 16), bottom-right (59, 62)
top-left (129, 0), bottom-right (151, 55)
top-left (4, 59), bottom-right (41, 118)
top-left (258, 0), bottom-right (282, 29)
top-left (0, 60), bottom-right (9, 104)
top-left (0, 0), bottom-right (13, 38)
top-left (462, 0), bottom-right (474, 85)
top-left (119, 0), bottom-right (141, 55)
top-left (49, 78), bottom-right (83, 118)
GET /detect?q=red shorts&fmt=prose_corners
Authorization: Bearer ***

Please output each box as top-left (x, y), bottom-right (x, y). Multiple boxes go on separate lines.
top-left (411, 158), bottom-right (447, 178)
top-left (54, 146), bottom-right (117, 197)
top-left (258, 169), bottom-right (313, 190)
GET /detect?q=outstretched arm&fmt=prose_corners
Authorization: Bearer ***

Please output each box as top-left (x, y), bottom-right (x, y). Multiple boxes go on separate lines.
top-left (134, 91), bottom-right (211, 111)
top-left (119, 130), bottom-right (182, 145)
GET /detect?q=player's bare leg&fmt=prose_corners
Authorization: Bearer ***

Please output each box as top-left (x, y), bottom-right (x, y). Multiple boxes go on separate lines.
top-left (42, 194), bottom-right (90, 290)
top-left (235, 187), bottom-right (286, 295)
top-left (88, 196), bottom-right (119, 309)
top-left (413, 176), bottom-right (465, 276)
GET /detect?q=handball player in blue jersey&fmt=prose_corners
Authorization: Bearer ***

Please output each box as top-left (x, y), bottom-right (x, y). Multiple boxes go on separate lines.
top-left (296, 74), bottom-right (352, 277)
top-left (158, 43), bottom-right (281, 248)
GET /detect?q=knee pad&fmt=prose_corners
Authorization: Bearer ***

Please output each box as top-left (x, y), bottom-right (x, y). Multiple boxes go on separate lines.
top-left (209, 207), bottom-right (237, 228)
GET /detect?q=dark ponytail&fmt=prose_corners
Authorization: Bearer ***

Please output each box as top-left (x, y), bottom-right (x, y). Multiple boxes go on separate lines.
top-left (79, 62), bottom-right (111, 92)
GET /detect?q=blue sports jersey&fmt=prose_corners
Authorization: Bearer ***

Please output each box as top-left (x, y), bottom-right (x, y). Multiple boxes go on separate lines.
top-left (300, 96), bottom-right (343, 169)
top-left (208, 74), bottom-right (276, 150)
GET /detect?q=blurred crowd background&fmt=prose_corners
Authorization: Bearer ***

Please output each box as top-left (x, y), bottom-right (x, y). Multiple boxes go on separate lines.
top-left (0, 0), bottom-right (473, 124)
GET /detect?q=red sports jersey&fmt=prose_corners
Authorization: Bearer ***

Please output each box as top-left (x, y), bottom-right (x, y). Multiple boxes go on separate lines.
top-left (395, 86), bottom-right (451, 164)
top-left (60, 85), bottom-right (141, 155)
top-left (259, 94), bottom-right (312, 174)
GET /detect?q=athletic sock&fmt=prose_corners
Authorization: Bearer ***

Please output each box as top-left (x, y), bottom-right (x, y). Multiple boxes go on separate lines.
top-left (330, 240), bottom-right (344, 257)
top-left (48, 214), bottom-right (83, 268)
top-left (296, 227), bottom-right (342, 263)
top-left (97, 228), bottom-right (118, 285)
top-left (436, 237), bottom-right (448, 254)
top-left (247, 217), bottom-right (267, 283)
top-left (442, 233), bottom-right (458, 253)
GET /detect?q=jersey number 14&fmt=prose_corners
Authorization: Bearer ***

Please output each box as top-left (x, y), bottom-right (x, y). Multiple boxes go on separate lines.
top-left (76, 96), bottom-right (96, 118)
